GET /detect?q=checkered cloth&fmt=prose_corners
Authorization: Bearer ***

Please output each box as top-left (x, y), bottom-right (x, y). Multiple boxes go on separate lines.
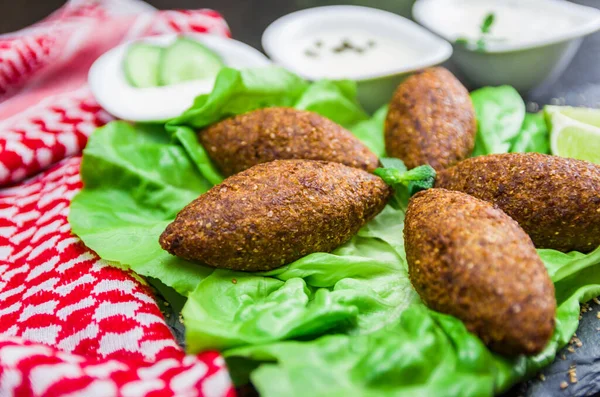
top-left (0, 1), bottom-right (234, 395)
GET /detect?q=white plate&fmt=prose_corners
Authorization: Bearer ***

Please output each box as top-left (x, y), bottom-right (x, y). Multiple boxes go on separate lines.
top-left (89, 34), bottom-right (271, 122)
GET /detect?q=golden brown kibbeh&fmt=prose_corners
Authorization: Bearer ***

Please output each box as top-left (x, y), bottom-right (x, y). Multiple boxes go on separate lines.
top-left (384, 67), bottom-right (476, 170)
top-left (436, 153), bottom-right (600, 253)
top-left (159, 160), bottom-right (391, 271)
top-left (404, 188), bottom-right (556, 356)
top-left (198, 107), bottom-right (379, 177)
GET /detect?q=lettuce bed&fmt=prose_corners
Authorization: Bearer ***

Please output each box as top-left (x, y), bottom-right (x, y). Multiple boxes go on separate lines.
top-left (69, 67), bottom-right (600, 397)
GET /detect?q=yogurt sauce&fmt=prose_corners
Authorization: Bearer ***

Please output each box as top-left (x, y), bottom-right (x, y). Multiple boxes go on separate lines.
top-left (286, 30), bottom-right (424, 80)
top-left (427, 0), bottom-right (581, 49)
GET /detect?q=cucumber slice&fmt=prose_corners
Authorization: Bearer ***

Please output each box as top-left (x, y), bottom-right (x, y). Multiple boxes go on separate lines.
top-left (123, 43), bottom-right (163, 88)
top-left (159, 37), bottom-right (225, 85)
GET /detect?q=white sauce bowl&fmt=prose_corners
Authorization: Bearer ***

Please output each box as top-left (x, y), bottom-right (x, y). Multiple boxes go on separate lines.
top-left (413, 0), bottom-right (600, 94)
top-left (262, 5), bottom-right (452, 112)
top-left (89, 34), bottom-right (271, 122)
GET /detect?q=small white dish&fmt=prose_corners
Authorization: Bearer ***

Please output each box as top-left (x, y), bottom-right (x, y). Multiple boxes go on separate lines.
top-left (262, 5), bottom-right (452, 112)
top-left (413, 0), bottom-right (600, 93)
top-left (88, 34), bottom-right (271, 122)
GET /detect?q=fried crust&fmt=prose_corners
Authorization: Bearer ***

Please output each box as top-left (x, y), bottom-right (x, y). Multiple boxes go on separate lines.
top-left (199, 107), bottom-right (379, 176)
top-left (160, 160), bottom-right (391, 271)
top-left (384, 67), bottom-right (476, 170)
top-left (404, 188), bottom-right (556, 356)
top-left (436, 153), bottom-right (600, 252)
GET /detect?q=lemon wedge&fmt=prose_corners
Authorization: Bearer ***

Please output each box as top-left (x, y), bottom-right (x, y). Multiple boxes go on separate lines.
top-left (545, 105), bottom-right (600, 164)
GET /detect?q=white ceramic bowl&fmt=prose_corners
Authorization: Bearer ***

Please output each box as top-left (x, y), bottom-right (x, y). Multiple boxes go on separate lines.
top-left (413, 0), bottom-right (600, 94)
top-left (262, 5), bottom-right (452, 112)
top-left (89, 34), bottom-right (271, 122)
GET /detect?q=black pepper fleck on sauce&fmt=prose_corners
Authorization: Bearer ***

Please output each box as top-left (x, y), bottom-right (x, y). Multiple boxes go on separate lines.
top-left (305, 37), bottom-right (376, 57)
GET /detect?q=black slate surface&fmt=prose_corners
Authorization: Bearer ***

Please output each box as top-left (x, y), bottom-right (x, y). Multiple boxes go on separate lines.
top-left (504, 300), bottom-right (600, 397)
top-left (3, 1), bottom-right (600, 396)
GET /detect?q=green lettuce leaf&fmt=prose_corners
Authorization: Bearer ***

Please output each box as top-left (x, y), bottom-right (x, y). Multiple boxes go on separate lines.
top-left (471, 85), bottom-right (526, 156)
top-left (510, 113), bottom-right (550, 154)
top-left (168, 67), bottom-right (309, 129)
top-left (183, 205), bottom-right (417, 352)
top-left (172, 126), bottom-right (223, 186)
top-left (69, 73), bottom-right (600, 397)
top-left (349, 105), bottom-right (388, 157)
top-left (224, 246), bottom-right (600, 397)
top-left (540, 247), bottom-right (600, 283)
top-left (293, 79), bottom-right (368, 127)
top-left (69, 122), bottom-right (215, 296)
top-left (225, 306), bottom-right (499, 397)
top-left (169, 67), bottom-right (367, 131)
top-left (71, 70), bottom-right (373, 297)
top-left (470, 86), bottom-right (550, 156)
top-left (166, 67), bottom-right (371, 184)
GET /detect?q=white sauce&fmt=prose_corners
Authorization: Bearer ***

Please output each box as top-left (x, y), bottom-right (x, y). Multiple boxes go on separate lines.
top-left (426, 0), bottom-right (581, 49)
top-left (288, 30), bottom-right (424, 80)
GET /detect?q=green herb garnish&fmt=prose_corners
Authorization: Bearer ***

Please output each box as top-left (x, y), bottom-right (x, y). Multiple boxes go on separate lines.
top-left (480, 12), bottom-right (495, 34)
top-left (374, 158), bottom-right (436, 208)
top-left (455, 12), bottom-right (496, 52)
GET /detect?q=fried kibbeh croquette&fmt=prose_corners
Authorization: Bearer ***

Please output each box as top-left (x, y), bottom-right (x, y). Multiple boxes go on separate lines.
top-left (159, 160), bottom-right (391, 271)
top-left (435, 153), bottom-right (600, 253)
top-left (384, 67), bottom-right (476, 170)
top-left (404, 188), bottom-right (556, 356)
top-left (198, 107), bottom-right (379, 176)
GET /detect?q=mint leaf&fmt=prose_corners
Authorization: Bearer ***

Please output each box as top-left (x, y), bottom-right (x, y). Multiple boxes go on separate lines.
top-left (380, 157), bottom-right (407, 173)
top-left (400, 165), bottom-right (436, 183)
top-left (481, 13), bottom-right (495, 34)
top-left (374, 159), bottom-right (436, 208)
top-left (458, 13), bottom-right (495, 52)
top-left (404, 165), bottom-right (437, 195)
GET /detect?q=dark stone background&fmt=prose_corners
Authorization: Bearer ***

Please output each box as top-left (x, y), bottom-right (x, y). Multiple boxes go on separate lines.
top-left (3, 1), bottom-right (600, 396)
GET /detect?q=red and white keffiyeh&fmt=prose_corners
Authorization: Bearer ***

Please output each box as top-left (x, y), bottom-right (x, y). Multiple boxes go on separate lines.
top-left (0, 1), bottom-right (234, 395)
